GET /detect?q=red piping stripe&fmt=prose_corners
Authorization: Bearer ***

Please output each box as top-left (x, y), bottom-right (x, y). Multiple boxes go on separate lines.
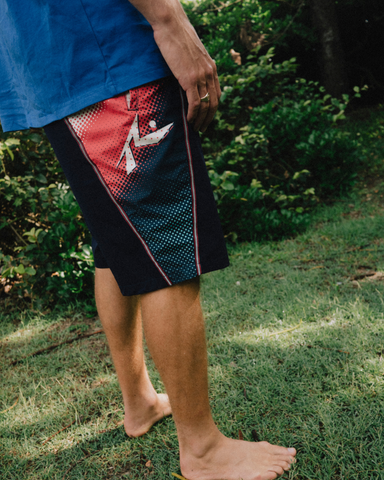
top-left (179, 89), bottom-right (201, 275)
top-left (64, 118), bottom-right (172, 286)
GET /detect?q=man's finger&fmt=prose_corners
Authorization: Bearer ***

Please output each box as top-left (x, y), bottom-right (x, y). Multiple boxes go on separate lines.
top-left (184, 60), bottom-right (220, 132)
top-left (199, 103), bottom-right (218, 133)
top-left (214, 70), bottom-right (221, 101)
top-left (197, 78), bottom-right (219, 132)
top-left (186, 88), bottom-right (202, 125)
top-left (192, 91), bottom-right (211, 132)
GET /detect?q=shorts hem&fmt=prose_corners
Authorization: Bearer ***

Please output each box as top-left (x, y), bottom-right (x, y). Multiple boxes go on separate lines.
top-left (119, 256), bottom-right (230, 296)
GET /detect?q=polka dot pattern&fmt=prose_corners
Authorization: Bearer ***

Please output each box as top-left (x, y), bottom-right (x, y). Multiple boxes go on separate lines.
top-left (67, 102), bottom-right (105, 138)
top-left (67, 78), bottom-right (197, 283)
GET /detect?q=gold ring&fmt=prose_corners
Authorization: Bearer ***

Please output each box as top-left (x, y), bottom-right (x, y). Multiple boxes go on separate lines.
top-left (200, 92), bottom-right (210, 103)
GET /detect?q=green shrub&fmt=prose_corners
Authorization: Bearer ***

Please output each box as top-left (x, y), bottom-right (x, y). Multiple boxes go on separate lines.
top-left (0, 130), bottom-right (94, 307)
top-left (183, 0), bottom-right (315, 76)
top-left (183, 0), bottom-right (360, 241)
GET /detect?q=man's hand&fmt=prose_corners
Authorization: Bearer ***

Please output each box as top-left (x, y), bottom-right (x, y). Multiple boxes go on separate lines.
top-left (128, 0), bottom-right (220, 133)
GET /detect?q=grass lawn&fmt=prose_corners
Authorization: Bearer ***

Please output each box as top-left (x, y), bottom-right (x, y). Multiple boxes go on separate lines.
top-left (1, 108), bottom-right (384, 479)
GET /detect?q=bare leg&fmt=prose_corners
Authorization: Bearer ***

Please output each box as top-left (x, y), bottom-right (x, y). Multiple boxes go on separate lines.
top-left (141, 278), bottom-right (296, 480)
top-left (94, 267), bottom-right (171, 437)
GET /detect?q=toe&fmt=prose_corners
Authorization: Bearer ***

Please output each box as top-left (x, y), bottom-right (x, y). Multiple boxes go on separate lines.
top-left (271, 465), bottom-right (284, 476)
top-left (278, 460), bottom-right (291, 471)
top-left (267, 443), bottom-right (296, 457)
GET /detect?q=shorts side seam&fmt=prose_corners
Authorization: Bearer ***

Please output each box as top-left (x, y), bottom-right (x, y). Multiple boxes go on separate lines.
top-left (179, 87), bottom-right (201, 276)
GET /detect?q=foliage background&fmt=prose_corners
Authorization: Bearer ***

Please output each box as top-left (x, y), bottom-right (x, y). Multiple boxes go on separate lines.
top-left (0, 0), bottom-right (377, 305)
top-left (0, 131), bottom-right (94, 308)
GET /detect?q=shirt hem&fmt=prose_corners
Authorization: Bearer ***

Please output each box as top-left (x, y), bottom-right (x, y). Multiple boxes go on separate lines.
top-left (1, 67), bottom-right (172, 132)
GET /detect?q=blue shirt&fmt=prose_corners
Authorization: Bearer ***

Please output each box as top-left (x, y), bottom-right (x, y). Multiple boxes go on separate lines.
top-left (0, 0), bottom-right (171, 132)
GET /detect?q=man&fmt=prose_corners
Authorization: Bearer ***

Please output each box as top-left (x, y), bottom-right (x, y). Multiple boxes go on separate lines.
top-left (0, 1), bottom-right (296, 478)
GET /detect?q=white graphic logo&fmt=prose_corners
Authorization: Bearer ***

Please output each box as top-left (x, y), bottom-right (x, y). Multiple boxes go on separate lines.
top-left (117, 114), bottom-right (174, 175)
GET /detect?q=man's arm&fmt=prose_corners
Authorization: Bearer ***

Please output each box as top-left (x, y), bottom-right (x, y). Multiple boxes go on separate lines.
top-left (128, 0), bottom-right (220, 133)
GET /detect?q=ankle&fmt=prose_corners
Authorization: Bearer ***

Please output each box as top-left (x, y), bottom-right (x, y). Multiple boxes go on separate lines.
top-left (123, 393), bottom-right (172, 438)
top-left (123, 384), bottom-right (158, 413)
top-left (179, 423), bottom-right (223, 460)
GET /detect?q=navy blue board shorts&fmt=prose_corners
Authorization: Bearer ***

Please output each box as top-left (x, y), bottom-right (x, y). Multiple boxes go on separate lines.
top-left (44, 76), bottom-right (229, 296)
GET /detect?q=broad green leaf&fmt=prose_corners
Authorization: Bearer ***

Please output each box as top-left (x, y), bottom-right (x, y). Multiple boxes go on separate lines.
top-left (222, 181), bottom-right (235, 191)
top-left (5, 138), bottom-right (20, 146)
top-left (36, 174), bottom-right (48, 184)
top-left (15, 264), bottom-right (25, 274)
top-left (25, 267), bottom-right (37, 276)
top-left (29, 133), bottom-right (42, 143)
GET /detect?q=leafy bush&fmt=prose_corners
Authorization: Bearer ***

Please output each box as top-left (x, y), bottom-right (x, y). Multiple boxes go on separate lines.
top-left (183, 0), bottom-right (315, 75)
top-left (183, 0), bottom-right (360, 241)
top-left (204, 51), bottom-right (359, 241)
top-left (0, 130), bottom-right (94, 308)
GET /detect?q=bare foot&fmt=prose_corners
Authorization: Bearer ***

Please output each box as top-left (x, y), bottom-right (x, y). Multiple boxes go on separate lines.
top-left (123, 393), bottom-right (172, 437)
top-left (180, 433), bottom-right (296, 480)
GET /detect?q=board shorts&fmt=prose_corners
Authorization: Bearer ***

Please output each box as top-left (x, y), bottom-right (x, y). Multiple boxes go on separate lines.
top-left (44, 76), bottom-right (229, 296)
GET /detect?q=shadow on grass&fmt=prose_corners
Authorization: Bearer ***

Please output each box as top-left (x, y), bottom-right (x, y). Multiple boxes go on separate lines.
top-left (2, 203), bottom-right (384, 478)
top-left (2, 311), bottom-right (384, 479)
